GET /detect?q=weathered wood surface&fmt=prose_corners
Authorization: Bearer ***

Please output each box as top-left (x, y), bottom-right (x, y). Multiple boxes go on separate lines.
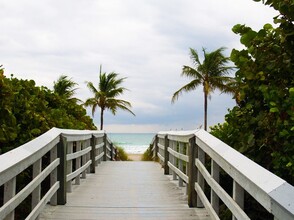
top-left (40, 161), bottom-right (210, 220)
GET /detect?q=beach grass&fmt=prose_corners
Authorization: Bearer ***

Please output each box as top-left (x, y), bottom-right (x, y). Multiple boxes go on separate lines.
top-left (116, 146), bottom-right (131, 161)
top-left (141, 146), bottom-right (153, 161)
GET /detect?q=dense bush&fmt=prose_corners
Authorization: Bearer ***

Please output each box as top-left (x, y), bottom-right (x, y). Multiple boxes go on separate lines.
top-left (0, 68), bottom-right (96, 154)
top-left (211, 0), bottom-right (294, 185)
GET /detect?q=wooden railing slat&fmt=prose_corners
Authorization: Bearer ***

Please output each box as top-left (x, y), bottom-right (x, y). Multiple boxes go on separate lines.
top-left (25, 182), bottom-right (59, 220)
top-left (66, 160), bottom-right (92, 182)
top-left (95, 142), bottom-right (104, 149)
top-left (196, 158), bottom-right (250, 220)
top-left (95, 152), bottom-right (104, 161)
top-left (66, 146), bottom-right (91, 161)
top-left (0, 128), bottom-right (115, 220)
top-left (167, 161), bottom-right (188, 183)
top-left (167, 147), bottom-right (189, 162)
top-left (0, 159), bottom-right (59, 220)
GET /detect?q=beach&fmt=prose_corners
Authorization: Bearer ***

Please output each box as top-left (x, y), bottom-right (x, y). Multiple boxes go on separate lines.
top-left (127, 154), bottom-right (142, 161)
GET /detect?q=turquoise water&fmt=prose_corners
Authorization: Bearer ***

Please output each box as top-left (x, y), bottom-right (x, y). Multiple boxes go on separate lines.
top-left (107, 133), bottom-right (155, 154)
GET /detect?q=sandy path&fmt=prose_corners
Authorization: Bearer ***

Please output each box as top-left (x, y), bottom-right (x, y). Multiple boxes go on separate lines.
top-left (127, 154), bottom-right (142, 161)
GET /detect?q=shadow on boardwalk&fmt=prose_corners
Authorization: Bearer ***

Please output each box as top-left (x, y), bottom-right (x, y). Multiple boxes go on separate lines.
top-left (40, 161), bottom-right (210, 220)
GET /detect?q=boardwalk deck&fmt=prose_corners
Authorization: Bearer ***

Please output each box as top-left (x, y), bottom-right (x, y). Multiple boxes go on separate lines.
top-left (40, 161), bottom-right (210, 220)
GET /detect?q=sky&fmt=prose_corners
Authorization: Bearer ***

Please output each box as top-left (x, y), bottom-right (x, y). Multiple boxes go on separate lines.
top-left (0, 0), bottom-right (277, 133)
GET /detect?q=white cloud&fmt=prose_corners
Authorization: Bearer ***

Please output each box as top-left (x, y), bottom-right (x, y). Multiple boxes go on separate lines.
top-left (0, 0), bottom-right (277, 132)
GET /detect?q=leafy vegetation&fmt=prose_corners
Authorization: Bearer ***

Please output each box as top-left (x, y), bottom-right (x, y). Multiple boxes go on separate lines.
top-left (172, 47), bottom-right (234, 130)
top-left (211, 0), bottom-right (294, 185)
top-left (141, 146), bottom-right (153, 161)
top-left (116, 146), bottom-right (131, 161)
top-left (53, 75), bottom-right (80, 102)
top-left (0, 69), bottom-right (96, 154)
top-left (84, 65), bottom-right (135, 130)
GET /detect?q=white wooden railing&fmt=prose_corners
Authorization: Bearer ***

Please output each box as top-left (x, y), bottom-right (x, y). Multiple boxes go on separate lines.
top-left (150, 129), bottom-right (294, 220)
top-left (0, 127), bottom-right (116, 220)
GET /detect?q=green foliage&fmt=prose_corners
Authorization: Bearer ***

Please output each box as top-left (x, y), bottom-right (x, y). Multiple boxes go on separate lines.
top-left (211, 0), bottom-right (294, 185)
top-left (85, 65), bottom-right (135, 130)
top-left (141, 146), bottom-right (153, 161)
top-left (172, 47), bottom-right (235, 130)
top-left (0, 70), bottom-right (96, 154)
top-left (53, 75), bottom-right (80, 102)
top-left (116, 146), bottom-right (130, 161)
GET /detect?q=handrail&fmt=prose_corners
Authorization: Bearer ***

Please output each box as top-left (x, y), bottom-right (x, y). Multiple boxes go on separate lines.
top-left (0, 127), bottom-right (116, 220)
top-left (150, 129), bottom-right (294, 220)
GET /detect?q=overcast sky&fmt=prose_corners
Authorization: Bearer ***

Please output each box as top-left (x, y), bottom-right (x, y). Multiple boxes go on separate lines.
top-left (1, 0), bottom-right (277, 132)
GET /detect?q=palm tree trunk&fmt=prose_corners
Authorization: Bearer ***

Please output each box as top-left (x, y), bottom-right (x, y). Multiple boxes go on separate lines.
top-left (100, 108), bottom-right (104, 130)
top-left (204, 91), bottom-right (208, 131)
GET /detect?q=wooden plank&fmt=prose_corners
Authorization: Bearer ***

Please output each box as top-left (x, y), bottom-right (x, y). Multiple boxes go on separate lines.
top-left (95, 142), bottom-right (104, 149)
top-left (158, 143), bottom-right (165, 151)
top-left (195, 183), bottom-right (220, 220)
top-left (157, 152), bottom-right (164, 163)
top-left (195, 129), bottom-right (285, 212)
top-left (66, 142), bottom-right (73, 193)
top-left (211, 160), bottom-right (220, 215)
top-left (66, 161), bottom-right (92, 182)
top-left (168, 134), bottom-right (193, 143)
top-left (168, 147), bottom-right (189, 162)
top-left (66, 147), bottom-right (91, 161)
top-left (233, 180), bottom-right (244, 220)
top-left (40, 162), bottom-right (210, 220)
top-left (188, 136), bottom-right (197, 207)
top-left (3, 177), bottom-right (16, 220)
top-left (196, 159), bottom-right (250, 220)
top-left (32, 159), bottom-right (41, 212)
top-left (0, 128), bottom-right (60, 186)
top-left (157, 134), bottom-right (166, 139)
top-left (62, 134), bottom-right (91, 142)
top-left (95, 152), bottom-right (104, 162)
top-left (0, 159), bottom-right (59, 220)
top-left (168, 161), bottom-right (188, 183)
top-left (26, 182), bottom-right (59, 220)
top-left (92, 133), bottom-right (104, 138)
top-left (50, 145), bottom-right (58, 206)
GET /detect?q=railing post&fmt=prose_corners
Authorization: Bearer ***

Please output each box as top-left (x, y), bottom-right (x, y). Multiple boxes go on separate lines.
top-left (197, 145), bottom-right (205, 208)
top-left (90, 135), bottom-right (96, 173)
top-left (4, 177), bottom-right (16, 220)
top-left (81, 141), bottom-right (87, 178)
top-left (110, 143), bottom-right (113, 161)
top-left (172, 140), bottom-right (177, 180)
top-left (211, 160), bottom-right (220, 215)
top-left (154, 135), bottom-right (158, 161)
top-left (75, 141), bottom-right (81, 184)
top-left (233, 180), bottom-right (244, 220)
top-left (164, 135), bottom-right (169, 175)
top-left (86, 139), bottom-right (91, 173)
top-left (50, 145), bottom-right (58, 205)
top-left (32, 158), bottom-right (41, 217)
top-left (103, 134), bottom-right (107, 161)
top-left (57, 135), bottom-right (67, 205)
top-left (66, 142), bottom-right (73, 192)
top-left (178, 142), bottom-right (183, 187)
top-left (188, 136), bottom-right (197, 207)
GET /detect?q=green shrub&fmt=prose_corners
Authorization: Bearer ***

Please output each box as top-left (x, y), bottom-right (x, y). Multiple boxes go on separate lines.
top-left (116, 146), bottom-right (130, 161)
top-left (141, 145), bottom-right (153, 161)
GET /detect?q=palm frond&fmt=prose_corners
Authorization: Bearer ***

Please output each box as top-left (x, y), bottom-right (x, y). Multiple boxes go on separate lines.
top-left (182, 65), bottom-right (204, 80)
top-left (53, 75), bottom-right (79, 100)
top-left (171, 79), bottom-right (202, 103)
top-left (85, 68), bottom-right (135, 124)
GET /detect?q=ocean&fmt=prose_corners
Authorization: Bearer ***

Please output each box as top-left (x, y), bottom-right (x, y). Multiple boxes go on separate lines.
top-left (107, 133), bottom-right (155, 154)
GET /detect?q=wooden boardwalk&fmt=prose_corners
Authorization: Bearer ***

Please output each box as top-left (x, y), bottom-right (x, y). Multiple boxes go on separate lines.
top-left (40, 161), bottom-right (210, 220)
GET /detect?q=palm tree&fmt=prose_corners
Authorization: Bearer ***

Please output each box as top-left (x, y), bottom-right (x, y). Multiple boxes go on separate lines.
top-left (53, 75), bottom-right (79, 102)
top-left (84, 66), bottom-right (135, 130)
top-left (172, 47), bottom-right (234, 130)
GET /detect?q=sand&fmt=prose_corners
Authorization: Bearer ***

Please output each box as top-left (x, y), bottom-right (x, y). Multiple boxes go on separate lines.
top-left (127, 154), bottom-right (142, 161)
